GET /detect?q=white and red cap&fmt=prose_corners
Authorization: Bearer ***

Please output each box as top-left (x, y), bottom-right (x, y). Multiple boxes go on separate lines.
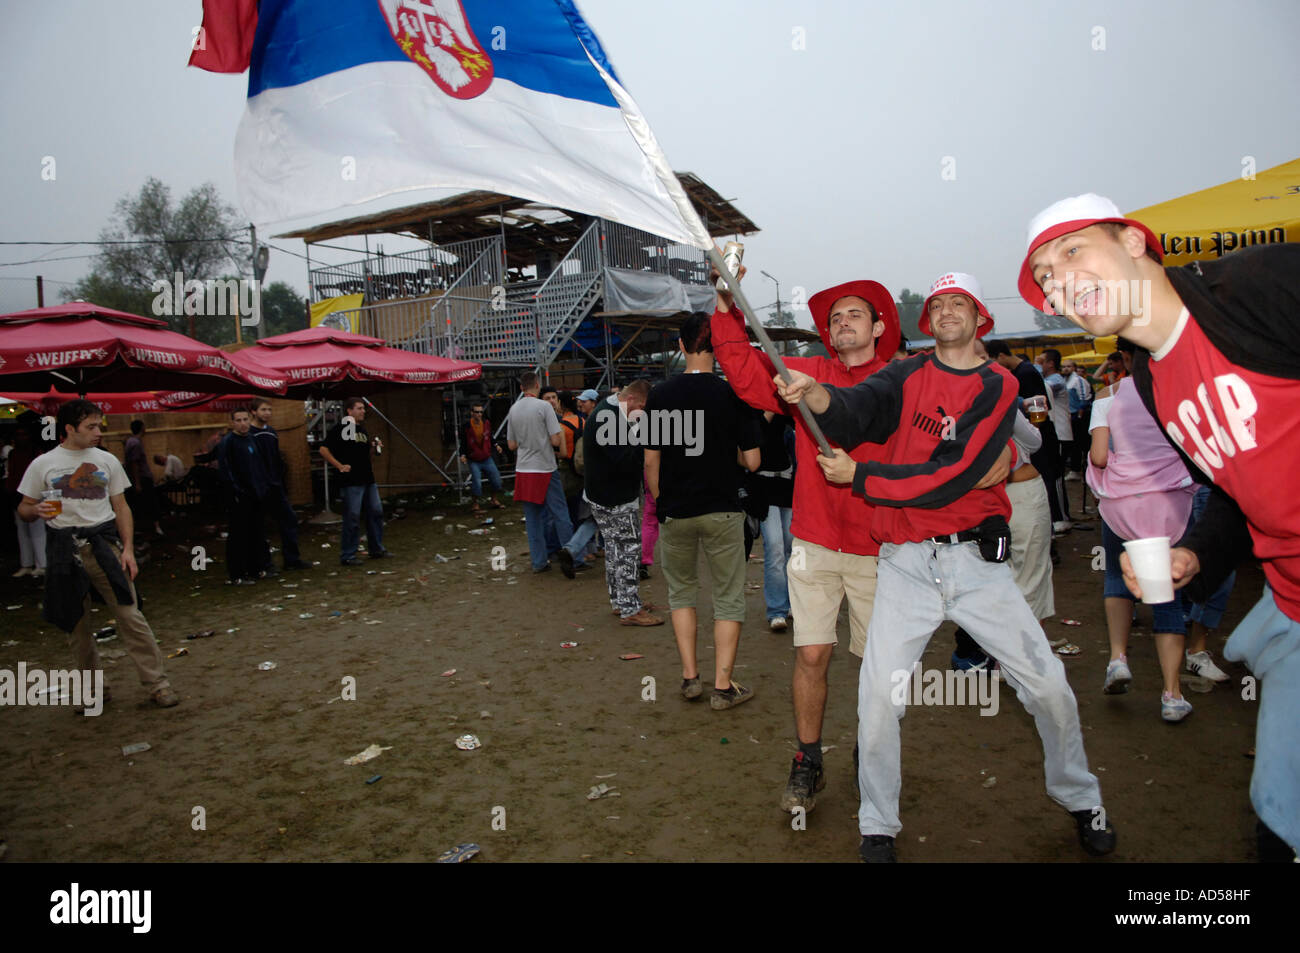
top-left (1017, 193), bottom-right (1163, 311)
top-left (919, 272), bottom-right (994, 338)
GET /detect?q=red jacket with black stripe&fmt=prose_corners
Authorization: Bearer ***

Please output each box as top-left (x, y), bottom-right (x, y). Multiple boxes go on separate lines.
top-left (711, 306), bottom-right (887, 556)
top-left (813, 354), bottom-right (1018, 544)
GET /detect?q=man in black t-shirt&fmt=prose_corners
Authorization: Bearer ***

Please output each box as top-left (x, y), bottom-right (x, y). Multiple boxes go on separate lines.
top-left (320, 397), bottom-right (391, 566)
top-left (644, 312), bottom-right (761, 710)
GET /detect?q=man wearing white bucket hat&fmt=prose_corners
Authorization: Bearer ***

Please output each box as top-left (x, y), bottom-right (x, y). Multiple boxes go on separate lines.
top-left (777, 272), bottom-right (1112, 862)
top-left (1021, 193), bottom-right (1300, 857)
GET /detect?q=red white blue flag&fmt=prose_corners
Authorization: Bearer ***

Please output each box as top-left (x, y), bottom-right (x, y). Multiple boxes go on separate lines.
top-left (193, 0), bottom-right (712, 248)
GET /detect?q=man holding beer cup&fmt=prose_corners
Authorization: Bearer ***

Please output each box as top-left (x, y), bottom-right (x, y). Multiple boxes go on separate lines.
top-left (1020, 192), bottom-right (1300, 857)
top-left (16, 399), bottom-right (178, 709)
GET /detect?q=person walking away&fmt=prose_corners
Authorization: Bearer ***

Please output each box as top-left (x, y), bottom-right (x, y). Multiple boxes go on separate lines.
top-left (644, 312), bottom-right (761, 710)
top-left (581, 381), bottom-right (661, 625)
top-left (506, 373), bottom-right (572, 573)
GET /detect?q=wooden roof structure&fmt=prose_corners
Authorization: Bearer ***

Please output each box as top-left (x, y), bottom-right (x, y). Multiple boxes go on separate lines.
top-left (280, 173), bottom-right (759, 270)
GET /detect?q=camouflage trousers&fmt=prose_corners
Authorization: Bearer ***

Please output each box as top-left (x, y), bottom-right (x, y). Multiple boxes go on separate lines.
top-left (589, 497), bottom-right (643, 618)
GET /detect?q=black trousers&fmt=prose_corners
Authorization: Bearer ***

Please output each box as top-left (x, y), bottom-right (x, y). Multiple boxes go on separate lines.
top-left (260, 485), bottom-right (301, 566)
top-left (226, 493), bottom-right (268, 581)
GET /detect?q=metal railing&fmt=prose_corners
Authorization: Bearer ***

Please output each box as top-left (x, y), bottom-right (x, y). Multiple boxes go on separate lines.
top-left (600, 220), bottom-right (711, 285)
top-left (536, 220), bottom-right (603, 359)
top-left (309, 236), bottom-right (500, 304)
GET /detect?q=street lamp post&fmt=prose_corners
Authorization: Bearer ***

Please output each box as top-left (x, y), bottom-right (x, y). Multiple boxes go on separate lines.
top-left (760, 269), bottom-right (781, 355)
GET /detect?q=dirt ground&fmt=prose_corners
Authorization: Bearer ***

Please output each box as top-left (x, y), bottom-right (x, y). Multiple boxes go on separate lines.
top-left (0, 481), bottom-right (1265, 863)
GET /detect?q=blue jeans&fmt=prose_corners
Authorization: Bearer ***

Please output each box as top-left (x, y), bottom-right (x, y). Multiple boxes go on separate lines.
top-left (1225, 585), bottom-right (1300, 853)
top-left (1186, 485), bottom-right (1237, 630)
top-left (760, 505), bottom-right (793, 619)
top-left (1101, 518), bottom-right (1186, 634)
top-left (341, 483), bottom-right (384, 561)
top-left (468, 457), bottom-right (502, 498)
top-left (564, 517), bottom-right (599, 560)
top-left (522, 471), bottom-right (573, 570)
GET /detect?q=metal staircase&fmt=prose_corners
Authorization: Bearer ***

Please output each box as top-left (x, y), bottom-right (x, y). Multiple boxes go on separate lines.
top-left (533, 221), bottom-right (603, 367)
top-left (328, 222), bottom-right (606, 368)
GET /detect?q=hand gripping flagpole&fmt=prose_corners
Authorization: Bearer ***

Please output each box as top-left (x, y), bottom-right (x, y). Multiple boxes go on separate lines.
top-left (576, 34), bottom-right (835, 456)
top-left (704, 247), bottom-right (834, 457)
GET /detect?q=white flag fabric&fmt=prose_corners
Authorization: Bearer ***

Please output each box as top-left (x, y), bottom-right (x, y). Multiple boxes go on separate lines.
top-left (233, 0), bottom-right (713, 248)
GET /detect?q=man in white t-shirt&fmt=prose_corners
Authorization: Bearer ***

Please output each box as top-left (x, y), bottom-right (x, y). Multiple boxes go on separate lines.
top-left (506, 371), bottom-right (572, 573)
top-left (17, 399), bottom-right (178, 709)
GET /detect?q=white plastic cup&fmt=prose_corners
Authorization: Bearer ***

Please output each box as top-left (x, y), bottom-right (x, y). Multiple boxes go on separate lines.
top-left (1123, 536), bottom-right (1175, 604)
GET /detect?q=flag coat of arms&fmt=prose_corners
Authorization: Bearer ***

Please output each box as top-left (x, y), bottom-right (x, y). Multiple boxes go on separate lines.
top-left (206, 0), bottom-right (710, 248)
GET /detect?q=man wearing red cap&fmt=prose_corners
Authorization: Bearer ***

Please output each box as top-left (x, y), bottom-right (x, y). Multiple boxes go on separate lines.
top-left (710, 268), bottom-right (900, 815)
top-left (778, 272), bottom-right (1112, 862)
top-left (1021, 193), bottom-right (1300, 858)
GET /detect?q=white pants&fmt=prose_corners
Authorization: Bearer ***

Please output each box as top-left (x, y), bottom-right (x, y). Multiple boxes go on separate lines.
top-left (1007, 478), bottom-right (1054, 620)
top-left (857, 540), bottom-right (1102, 837)
top-left (14, 508), bottom-right (47, 569)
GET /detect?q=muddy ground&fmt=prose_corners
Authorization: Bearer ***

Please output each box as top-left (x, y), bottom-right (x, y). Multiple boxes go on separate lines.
top-left (0, 481), bottom-right (1264, 862)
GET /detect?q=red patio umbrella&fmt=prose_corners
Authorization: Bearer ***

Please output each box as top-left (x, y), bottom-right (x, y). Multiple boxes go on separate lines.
top-left (0, 388), bottom-right (256, 416)
top-left (227, 326), bottom-right (480, 397)
top-left (0, 302), bottom-right (288, 395)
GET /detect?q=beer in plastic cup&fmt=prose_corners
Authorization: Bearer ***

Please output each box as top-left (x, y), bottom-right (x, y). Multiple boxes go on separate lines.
top-left (1122, 536), bottom-right (1175, 604)
top-left (42, 489), bottom-right (63, 516)
top-left (1025, 395), bottom-right (1048, 425)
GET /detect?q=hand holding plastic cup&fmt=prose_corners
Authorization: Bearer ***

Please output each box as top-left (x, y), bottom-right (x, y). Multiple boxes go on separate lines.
top-left (41, 489), bottom-right (63, 517)
top-left (1025, 395), bottom-right (1049, 425)
top-left (1122, 536), bottom-right (1175, 604)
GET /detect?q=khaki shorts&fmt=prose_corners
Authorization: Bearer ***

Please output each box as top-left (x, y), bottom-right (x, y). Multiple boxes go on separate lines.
top-left (787, 537), bottom-right (878, 657)
top-left (658, 511), bottom-right (746, 621)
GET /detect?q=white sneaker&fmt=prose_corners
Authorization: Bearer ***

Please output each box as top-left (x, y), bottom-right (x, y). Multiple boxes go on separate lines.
top-left (1161, 692), bottom-right (1193, 723)
top-left (1185, 650), bottom-right (1230, 683)
top-left (769, 616), bottom-right (788, 633)
top-left (11, 567), bottom-right (31, 578)
top-left (30, 568), bottom-right (45, 579)
top-left (1052, 520), bottom-right (1073, 534)
top-left (1065, 472), bottom-right (1081, 482)
top-left (1103, 657), bottom-right (1132, 694)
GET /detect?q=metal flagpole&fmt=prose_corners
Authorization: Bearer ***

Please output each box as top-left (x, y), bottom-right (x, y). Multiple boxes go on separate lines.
top-left (703, 246), bottom-right (834, 457)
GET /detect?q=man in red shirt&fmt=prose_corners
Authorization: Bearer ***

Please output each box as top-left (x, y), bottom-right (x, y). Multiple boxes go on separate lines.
top-left (711, 268), bottom-right (899, 816)
top-left (779, 272), bottom-right (1112, 862)
top-left (1021, 193), bottom-right (1300, 857)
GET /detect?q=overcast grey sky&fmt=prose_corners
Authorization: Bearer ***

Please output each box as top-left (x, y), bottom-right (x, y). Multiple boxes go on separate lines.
top-left (1, 0), bottom-right (1297, 333)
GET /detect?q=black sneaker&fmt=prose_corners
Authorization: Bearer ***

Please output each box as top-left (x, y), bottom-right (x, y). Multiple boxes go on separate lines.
top-left (284, 559), bottom-right (313, 570)
top-left (780, 751), bottom-right (826, 813)
top-left (859, 835), bottom-right (897, 863)
top-left (340, 557), bottom-right (363, 567)
top-left (532, 563), bottom-right (552, 574)
top-left (558, 549), bottom-right (576, 579)
top-left (681, 676), bottom-right (702, 700)
top-left (638, 565), bottom-right (650, 580)
top-left (1071, 808), bottom-right (1117, 856)
top-left (368, 549), bottom-right (394, 559)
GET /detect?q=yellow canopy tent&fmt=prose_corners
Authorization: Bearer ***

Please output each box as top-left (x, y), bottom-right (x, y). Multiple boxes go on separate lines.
top-left (1127, 157), bottom-right (1299, 266)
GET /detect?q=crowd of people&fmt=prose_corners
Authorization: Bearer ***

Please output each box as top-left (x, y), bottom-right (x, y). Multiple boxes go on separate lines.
top-left (470, 193), bottom-right (1295, 863)
top-left (3, 192), bottom-right (1294, 864)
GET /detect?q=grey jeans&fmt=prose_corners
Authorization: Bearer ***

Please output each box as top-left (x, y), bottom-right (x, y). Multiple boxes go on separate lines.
top-left (857, 539), bottom-right (1101, 837)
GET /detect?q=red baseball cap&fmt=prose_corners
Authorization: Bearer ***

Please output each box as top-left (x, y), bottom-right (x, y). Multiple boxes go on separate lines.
top-left (1018, 193), bottom-right (1163, 312)
top-left (808, 280), bottom-right (900, 361)
top-left (918, 272), bottom-right (994, 338)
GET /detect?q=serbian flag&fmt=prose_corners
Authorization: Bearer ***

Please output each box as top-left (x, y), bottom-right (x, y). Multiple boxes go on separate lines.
top-left (200, 0), bottom-right (712, 250)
